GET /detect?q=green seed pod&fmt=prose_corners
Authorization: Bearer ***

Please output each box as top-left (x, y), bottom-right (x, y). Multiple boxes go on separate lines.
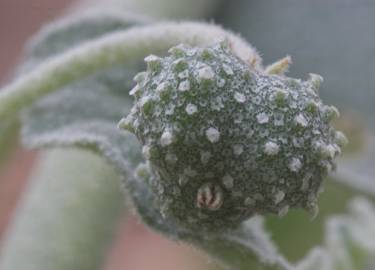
top-left (119, 41), bottom-right (346, 232)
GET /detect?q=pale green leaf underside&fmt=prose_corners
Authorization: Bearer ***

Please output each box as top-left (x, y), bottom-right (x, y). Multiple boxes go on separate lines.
top-left (0, 3), bottom-right (129, 160)
top-left (21, 66), bottom-right (141, 172)
top-left (20, 8), bottom-right (146, 172)
top-left (20, 9), bottom-right (148, 72)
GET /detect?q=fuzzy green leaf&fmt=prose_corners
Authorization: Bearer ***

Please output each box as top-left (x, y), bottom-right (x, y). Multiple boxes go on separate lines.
top-left (0, 21), bottom-right (257, 121)
top-left (0, 148), bottom-right (126, 270)
top-left (20, 9), bottom-right (148, 71)
top-left (18, 9), bottom-right (146, 174)
top-left (21, 66), bottom-right (141, 174)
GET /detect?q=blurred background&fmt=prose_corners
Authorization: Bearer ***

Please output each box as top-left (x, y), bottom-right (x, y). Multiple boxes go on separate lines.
top-left (0, 0), bottom-right (374, 269)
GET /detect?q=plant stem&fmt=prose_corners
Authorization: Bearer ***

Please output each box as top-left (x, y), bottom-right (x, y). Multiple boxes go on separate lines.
top-left (0, 148), bottom-right (125, 270)
top-left (0, 22), bottom-right (258, 121)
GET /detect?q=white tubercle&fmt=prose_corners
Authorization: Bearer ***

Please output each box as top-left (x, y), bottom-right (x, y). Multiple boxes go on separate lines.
top-left (200, 151), bottom-right (211, 164)
top-left (222, 174), bottom-right (234, 189)
top-left (197, 66), bottom-right (215, 81)
top-left (256, 112), bottom-right (269, 124)
top-left (156, 82), bottom-right (168, 92)
top-left (264, 141), bottom-right (279, 156)
top-left (142, 145), bottom-right (151, 159)
top-left (144, 54), bottom-right (160, 63)
top-left (274, 190), bottom-right (285, 204)
top-left (178, 80), bottom-right (191, 91)
top-left (234, 92), bottom-right (246, 103)
top-left (205, 127), bottom-right (220, 143)
top-left (160, 130), bottom-right (174, 146)
top-left (178, 70), bottom-right (189, 79)
top-left (288, 157), bottom-right (302, 172)
top-left (185, 103), bottom-right (198, 115)
top-left (232, 144), bottom-right (244, 156)
top-left (222, 64), bottom-right (234, 76)
top-left (294, 114), bottom-right (308, 127)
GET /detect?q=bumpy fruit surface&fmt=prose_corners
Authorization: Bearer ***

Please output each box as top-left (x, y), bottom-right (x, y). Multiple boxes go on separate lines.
top-left (119, 41), bottom-right (346, 231)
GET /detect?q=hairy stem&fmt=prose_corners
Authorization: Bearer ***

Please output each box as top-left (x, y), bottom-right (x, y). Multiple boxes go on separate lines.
top-left (0, 22), bottom-right (258, 121)
top-left (0, 148), bottom-right (125, 270)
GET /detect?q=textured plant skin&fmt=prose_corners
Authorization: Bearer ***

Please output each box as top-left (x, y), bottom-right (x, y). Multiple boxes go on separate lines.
top-left (120, 41), bottom-right (345, 232)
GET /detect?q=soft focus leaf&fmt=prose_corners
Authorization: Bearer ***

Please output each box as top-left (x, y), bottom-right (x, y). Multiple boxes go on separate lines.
top-left (336, 135), bottom-right (375, 196)
top-left (0, 148), bottom-right (126, 270)
top-left (265, 180), bottom-right (359, 262)
top-left (295, 248), bottom-right (332, 270)
top-left (0, 118), bottom-right (19, 168)
top-left (198, 218), bottom-right (293, 270)
top-left (19, 9), bottom-right (146, 174)
top-left (21, 66), bottom-right (141, 175)
top-left (292, 197), bottom-right (375, 270)
top-left (20, 9), bottom-right (148, 71)
top-left (333, 111), bottom-right (367, 155)
top-left (324, 198), bottom-right (375, 270)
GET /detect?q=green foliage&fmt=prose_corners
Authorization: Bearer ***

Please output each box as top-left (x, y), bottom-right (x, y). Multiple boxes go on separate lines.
top-left (16, 8), bottom-right (146, 174)
top-left (20, 10), bottom-right (148, 72)
top-left (265, 180), bottom-right (359, 262)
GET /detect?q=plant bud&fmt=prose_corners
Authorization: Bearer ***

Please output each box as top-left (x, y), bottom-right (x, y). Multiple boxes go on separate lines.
top-left (119, 41), bottom-right (345, 231)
